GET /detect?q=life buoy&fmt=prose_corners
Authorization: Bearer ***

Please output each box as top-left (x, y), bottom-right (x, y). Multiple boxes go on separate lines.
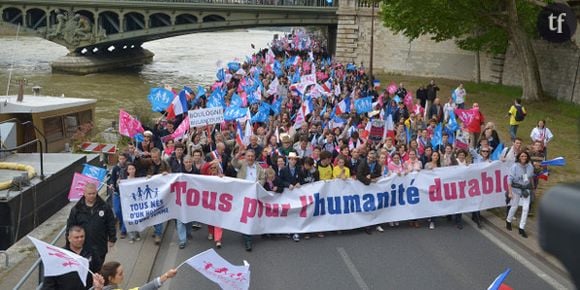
top-left (0, 162), bottom-right (36, 190)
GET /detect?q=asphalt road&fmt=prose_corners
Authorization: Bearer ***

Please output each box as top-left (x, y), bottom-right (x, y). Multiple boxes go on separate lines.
top-left (151, 218), bottom-right (570, 290)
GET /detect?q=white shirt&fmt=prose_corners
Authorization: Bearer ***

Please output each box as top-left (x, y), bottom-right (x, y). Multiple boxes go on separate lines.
top-left (454, 88), bottom-right (466, 104)
top-left (246, 164), bottom-right (257, 182)
top-left (530, 127), bottom-right (553, 146)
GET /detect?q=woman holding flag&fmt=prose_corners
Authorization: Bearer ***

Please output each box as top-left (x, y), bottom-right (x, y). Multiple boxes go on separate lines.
top-left (91, 261), bottom-right (177, 290)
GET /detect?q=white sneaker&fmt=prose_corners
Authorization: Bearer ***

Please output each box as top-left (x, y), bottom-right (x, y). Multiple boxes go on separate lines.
top-left (388, 222), bottom-right (395, 227)
top-left (429, 222), bottom-right (435, 230)
top-left (208, 234), bottom-right (214, 240)
top-left (376, 225), bottom-right (384, 232)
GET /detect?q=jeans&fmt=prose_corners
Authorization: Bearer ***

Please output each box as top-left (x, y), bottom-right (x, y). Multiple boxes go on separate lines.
top-left (176, 220), bottom-right (192, 244)
top-left (112, 193), bottom-right (126, 234)
top-left (509, 125), bottom-right (519, 141)
top-left (456, 102), bottom-right (465, 109)
top-left (154, 223), bottom-right (163, 236)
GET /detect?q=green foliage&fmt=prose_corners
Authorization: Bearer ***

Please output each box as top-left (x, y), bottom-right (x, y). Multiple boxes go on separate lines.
top-left (380, 0), bottom-right (541, 54)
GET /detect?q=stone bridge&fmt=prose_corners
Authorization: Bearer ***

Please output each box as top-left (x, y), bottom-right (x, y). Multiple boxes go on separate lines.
top-left (0, 0), bottom-right (339, 54)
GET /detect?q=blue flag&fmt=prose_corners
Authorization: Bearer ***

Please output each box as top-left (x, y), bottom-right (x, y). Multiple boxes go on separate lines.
top-left (487, 268), bottom-right (511, 290)
top-left (491, 143), bottom-right (504, 161)
top-left (82, 164), bottom-right (107, 183)
top-left (320, 104), bottom-right (327, 117)
top-left (273, 60), bottom-right (283, 78)
top-left (447, 110), bottom-right (459, 131)
top-left (355, 97), bottom-right (373, 114)
top-left (224, 106), bottom-right (248, 121)
top-left (346, 63), bottom-right (356, 71)
top-left (271, 97), bottom-right (283, 116)
top-left (230, 93), bottom-right (243, 108)
top-left (216, 68), bottom-right (225, 82)
top-left (134, 133), bottom-right (144, 143)
top-left (541, 157), bottom-right (566, 166)
top-left (227, 62), bottom-right (240, 72)
top-left (259, 102), bottom-right (271, 114)
top-left (147, 88), bottom-right (174, 112)
top-left (207, 87), bottom-right (225, 108)
top-left (445, 127), bottom-right (455, 145)
top-left (292, 68), bottom-right (301, 84)
top-left (430, 123), bottom-right (443, 148)
top-left (192, 85), bottom-right (206, 106)
top-left (251, 110), bottom-right (269, 123)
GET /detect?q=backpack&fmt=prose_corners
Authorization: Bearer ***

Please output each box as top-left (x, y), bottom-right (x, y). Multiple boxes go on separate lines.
top-left (514, 105), bottom-right (526, 122)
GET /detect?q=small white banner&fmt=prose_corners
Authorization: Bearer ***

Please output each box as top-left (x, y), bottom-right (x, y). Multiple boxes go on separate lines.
top-left (28, 236), bottom-right (90, 286)
top-left (188, 107), bottom-right (224, 128)
top-left (120, 161), bottom-right (511, 234)
top-left (183, 249), bottom-right (250, 290)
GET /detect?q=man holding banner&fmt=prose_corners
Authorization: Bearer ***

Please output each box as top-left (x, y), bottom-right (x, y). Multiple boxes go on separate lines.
top-left (232, 148), bottom-right (265, 251)
top-left (41, 226), bottom-right (99, 290)
top-left (66, 183), bottom-right (116, 272)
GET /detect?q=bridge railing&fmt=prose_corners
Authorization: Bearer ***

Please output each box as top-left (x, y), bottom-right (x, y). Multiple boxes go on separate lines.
top-left (122, 0), bottom-right (337, 7)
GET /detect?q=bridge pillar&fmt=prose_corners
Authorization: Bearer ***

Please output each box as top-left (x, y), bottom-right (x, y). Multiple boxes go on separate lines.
top-left (335, 0), bottom-right (359, 64)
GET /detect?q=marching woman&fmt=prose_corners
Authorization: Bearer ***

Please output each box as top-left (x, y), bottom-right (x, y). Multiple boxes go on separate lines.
top-left (506, 151), bottom-right (535, 238)
top-left (529, 119), bottom-right (554, 158)
top-left (119, 163), bottom-right (141, 243)
top-left (202, 160), bottom-right (225, 248)
top-left (91, 261), bottom-right (177, 290)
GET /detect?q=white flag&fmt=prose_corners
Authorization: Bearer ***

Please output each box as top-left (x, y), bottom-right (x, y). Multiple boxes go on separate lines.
top-left (243, 119), bottom-right (252, 146)
top-left (184, 249), bottom-right (250, 290)
top-left (267, 77), bottom-right (279, 96)
top-left (28, 236), bottom-right (90, 286)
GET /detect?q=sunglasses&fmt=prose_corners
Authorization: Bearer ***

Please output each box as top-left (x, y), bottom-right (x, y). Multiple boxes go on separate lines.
top-left (481, 150), bottom-right (490, 153)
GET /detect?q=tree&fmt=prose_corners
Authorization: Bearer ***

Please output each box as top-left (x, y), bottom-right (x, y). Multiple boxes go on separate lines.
top-left (380, 0), bottom-right (547, 101)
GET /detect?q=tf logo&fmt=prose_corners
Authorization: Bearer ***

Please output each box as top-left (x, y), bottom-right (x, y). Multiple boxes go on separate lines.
top-left (537, 3), bottom-right (577, 43)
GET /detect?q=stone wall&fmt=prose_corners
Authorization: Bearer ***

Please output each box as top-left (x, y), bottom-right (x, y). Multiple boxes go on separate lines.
top-left (335, 0), bottom-right (580, 104)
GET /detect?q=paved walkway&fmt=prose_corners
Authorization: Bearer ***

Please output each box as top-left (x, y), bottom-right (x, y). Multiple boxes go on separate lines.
top-left (0, 203), bottom-right (570, 289)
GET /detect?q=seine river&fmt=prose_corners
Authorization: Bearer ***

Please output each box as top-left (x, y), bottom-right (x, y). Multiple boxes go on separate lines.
top-left (0, 29), bottom-right (281, 131)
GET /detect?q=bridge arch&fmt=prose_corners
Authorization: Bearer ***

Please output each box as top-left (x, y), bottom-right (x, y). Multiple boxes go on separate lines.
top-left (203, 14), bottom-right (226, 22)
top-left (175, 13), bottom-right (198, 25)
top-left (98, 11), bottom-right (120, 35)
top-left (149, 12), bottom-right (171, 28)
top-left (2, 7), bottom-right (23, 25)
top-left (75, 10), bottom-right (95, 26)
top-left (24, 7), bottom-right (46, 29)
top-left (124, 12), bottom-right (145, 32)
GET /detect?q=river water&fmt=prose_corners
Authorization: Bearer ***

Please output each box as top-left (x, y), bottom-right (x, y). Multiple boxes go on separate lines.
top-left (0, 29), bottom-right (281, 131)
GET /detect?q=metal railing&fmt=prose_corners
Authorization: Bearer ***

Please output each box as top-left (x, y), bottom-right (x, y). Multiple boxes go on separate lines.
top-left (122, 0), bottom-right (338, 7)
top-left (12, 173), bottom-right (112, 290)
top-left (0, 119), bottom-right (45, 180)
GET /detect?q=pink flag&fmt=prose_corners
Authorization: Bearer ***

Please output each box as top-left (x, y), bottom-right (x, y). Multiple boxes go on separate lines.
top-left (161, 116), bottom-right (190, 143)
top-left (68, 173), bottom-right (99, 201)
top-left (455, 108), bottom-right (482, 133)
top-left (118, 109), bottom-right (144, 138)
top-left (183, 249), bottom-right (250, 290)
top-left (28, 236), bottom-right (90, 286)
top-left (404, 92), bottom-right (414, 110)
top-left (387, 82), bottom-right (398, 95)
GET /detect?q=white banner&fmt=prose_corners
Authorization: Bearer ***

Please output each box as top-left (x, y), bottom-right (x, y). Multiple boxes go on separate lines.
top-left (300, 74), bottom-right (316, 87)
top-left (120, 161), bottom-right (511, 234)
top-left (188, 107), bottom-right (224, 128)
top-left (183, 249), bottom-right (250, 290)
